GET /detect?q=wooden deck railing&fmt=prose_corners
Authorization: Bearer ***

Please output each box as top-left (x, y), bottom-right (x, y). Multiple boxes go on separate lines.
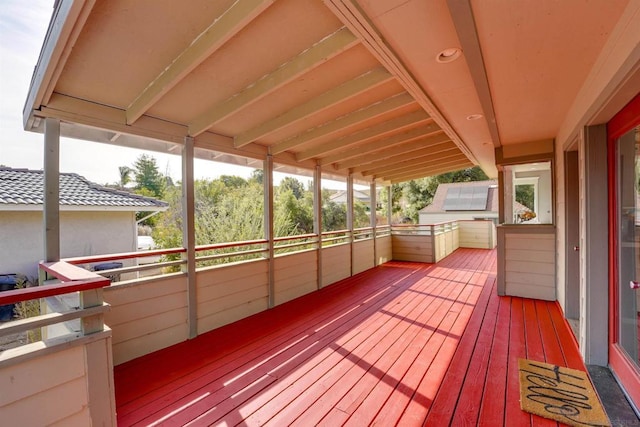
top-left (0, 261), bottom-right (116, 426)
top-left (0, 262), bottom-right (110, 341)
top-left (51, 222), bottom-right (491, 285)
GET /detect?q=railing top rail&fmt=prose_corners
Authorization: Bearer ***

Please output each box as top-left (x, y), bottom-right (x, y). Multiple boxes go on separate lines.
top-left (391, 220), bottom-right (460, 228)
top-left (0, 261), bottom-right (110, 306)
top-left (0, 278), bottom-right (108, 306)
top-left (321, 229), bottom-right (350, 236)
top-left (273, 233), bottom-right (317, 242)
top-left (64, 247), bottom-right (186, 264)
top-left (196, 239), bottom-right (268, 251)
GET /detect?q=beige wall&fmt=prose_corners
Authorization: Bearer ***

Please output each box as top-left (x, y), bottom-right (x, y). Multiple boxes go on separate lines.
top-left (392, 235), bottom-right (434, 263)
top-left (353, 239), bottom-right (375, 275)
top-left (458, 220), bottom-right (496, 249)
top-left (105, 274), bottom-right (188, 365)
top-left (0, 332), bottom-right (115, 426)
top-left (197, 260), bottom-right (269, 334)
top-left (499, 228), bottom-right (556, 301)
top-left (322, 244), bottom-right (351, 287)
top-left (274, 250), bottom-right (318, 305)
top-left (375, 235), bottom-right (392, 265)
top-left (0, 210), bottom-right (136, 278)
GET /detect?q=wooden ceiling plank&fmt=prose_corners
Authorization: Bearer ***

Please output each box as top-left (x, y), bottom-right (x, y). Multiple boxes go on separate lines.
top-left (318, 124), bottom-right (441, 166)
top-left (364, 152), bottom-right (465, 176)
top-left (380, 160), bottom-right (474, 183)
top-left (363, 152), bottom-right (468, 177)
top-left (271, 92), bottom-right (415, 154)
top-left (234, 68), bottom-right (393, 147)
top-left (189, 27), bottom-right (360, 137)
top-left (330, 131), bottom-right (451, 169)
top-left (296, 109), bottom-right (430, 161)
top-left (126, 0), bottom-right (276, 125)
top-left (356, 145), bottom-right (462, 175)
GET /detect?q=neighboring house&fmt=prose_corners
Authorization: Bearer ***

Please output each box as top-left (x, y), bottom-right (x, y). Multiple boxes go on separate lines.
top-left (328, 189), bottom-right (371, 205)
top-left (0, 167), bottom-right (168, 277)
top-left (419, 180), bottom-right (499, 224)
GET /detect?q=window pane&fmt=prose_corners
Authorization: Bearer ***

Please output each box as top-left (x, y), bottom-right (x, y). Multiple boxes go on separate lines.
top-left (503, 161), bottom-right (552, 224)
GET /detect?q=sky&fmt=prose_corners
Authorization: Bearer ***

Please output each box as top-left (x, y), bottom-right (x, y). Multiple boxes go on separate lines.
top-left (0, 0), bottom-right (295, 187)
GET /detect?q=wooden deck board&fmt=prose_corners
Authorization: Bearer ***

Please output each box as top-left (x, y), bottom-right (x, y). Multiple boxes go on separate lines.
top-left (114, 248), bottom-right (590, 426)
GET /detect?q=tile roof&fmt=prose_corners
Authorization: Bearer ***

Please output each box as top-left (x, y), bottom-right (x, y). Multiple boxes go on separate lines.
top-left (0, 167), bottom-right (168, 210)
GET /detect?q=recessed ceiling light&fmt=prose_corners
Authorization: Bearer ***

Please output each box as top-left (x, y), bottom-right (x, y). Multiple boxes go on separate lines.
top-left (466, 114), bottom-right (483, 120)
top-left (436, 47), bottom-right (462, 63)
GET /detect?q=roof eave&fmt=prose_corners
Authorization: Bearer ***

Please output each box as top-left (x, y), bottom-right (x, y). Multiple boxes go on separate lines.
top-left (0, 205), bottom-right (168, 212)
top-left (23, 0), bottom-right (96, 131)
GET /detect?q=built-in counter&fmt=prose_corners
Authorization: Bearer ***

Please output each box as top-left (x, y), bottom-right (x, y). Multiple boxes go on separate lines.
top-left (497, 224), bottom-right (556, 301)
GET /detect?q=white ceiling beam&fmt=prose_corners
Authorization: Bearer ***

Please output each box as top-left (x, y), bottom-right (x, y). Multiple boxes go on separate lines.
top-left (296, 109), bottom-right (430, 161)
top-left (271, 92), bottom-right (415, 154)
top-left (234, 68), bottom-right (393, 147)
top-left (447, 0), bottom-right (501, 147)
top-left (326, 128), bottom-right (444, 168)
top-left (323, 0), bottom-right (478, 164)
top-left (189, 27), bottom-right (360, 137)
top-left (126, 0), bottom-right (276, 125)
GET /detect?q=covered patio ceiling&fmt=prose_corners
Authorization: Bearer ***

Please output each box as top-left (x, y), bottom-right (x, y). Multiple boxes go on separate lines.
top-left (23, 0), bottom-right (635, 183)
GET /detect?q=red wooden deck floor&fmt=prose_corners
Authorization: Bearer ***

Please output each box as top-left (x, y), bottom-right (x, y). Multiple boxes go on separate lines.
top-left (114, 248), bottom-right (588, 426)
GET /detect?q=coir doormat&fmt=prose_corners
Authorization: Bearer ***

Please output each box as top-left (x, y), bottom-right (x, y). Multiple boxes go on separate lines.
top-left (518, 359), bottom-right (610, 427)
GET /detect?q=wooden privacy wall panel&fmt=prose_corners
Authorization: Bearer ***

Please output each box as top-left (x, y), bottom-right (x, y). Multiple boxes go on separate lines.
top-left (459, 221), bottom-right (495, 249)
top-left (503, 231), bottom-right (556, 300)
top-left (392, 235), bottom-right (433, 263)
top-left (376, 235), bottom-right (392, 265)
top-left (196, 260), bottom-right (269, 333)
top-left (0, 345), bottom-right (90, 425)
top-left (353, 239), bottom-right (375, 275)
top-left (274, 250), bottom-right (318, 305)
top-left (322, 244), bottom-right (351, 287)
top-left (105, 275), bottom-right (188, 365)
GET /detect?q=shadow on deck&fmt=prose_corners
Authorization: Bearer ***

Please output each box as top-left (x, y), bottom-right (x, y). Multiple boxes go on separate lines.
top-left (114, 248), bottom-right (586, 426)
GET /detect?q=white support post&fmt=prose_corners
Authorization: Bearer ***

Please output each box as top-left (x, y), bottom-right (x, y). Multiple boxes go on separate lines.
top-left (387, 185), bottom-right (392, 227)
top-left (370, 182), bottom-right (377, 265)
top-left (264, 155), bottom-right (275, 308)
top-left (80, 288), bottom-right (104, 335)
top-left (43, 118), bottom-right (60, 265)
top-left (314, 164), bottom-right (322, 289)
top-left (182, 137), bottom-right (197, 338)
top-left (347, 174), bottom-right (354, 276)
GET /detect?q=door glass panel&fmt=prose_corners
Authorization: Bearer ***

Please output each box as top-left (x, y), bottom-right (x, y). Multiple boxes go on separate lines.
top-left (617, 125), bottom-right (640, 367)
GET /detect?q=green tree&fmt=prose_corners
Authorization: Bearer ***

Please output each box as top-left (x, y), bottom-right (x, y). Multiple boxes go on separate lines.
top-left (279, 176), bottom-right (306, 200)
top-left (353, 199), bottom-right (371, 228)
top-left (219, 175), bottom-right (248, 190)
top-left (275, 177), bottom-right (314, 234)
top-left (118, 166), bottom-right (132, 189)
top-left (515, 184), bottom-right (535, 211)
top-left (249, 169), bottom-right (264, 185)
top-left (321, 190), bottom-right (347, 232)
top-left (133, 154), bottom-right (166, 199)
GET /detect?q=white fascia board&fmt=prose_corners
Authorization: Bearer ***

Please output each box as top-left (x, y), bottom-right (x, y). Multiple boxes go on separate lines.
top-left (23, 0), bottom-right (95, 130)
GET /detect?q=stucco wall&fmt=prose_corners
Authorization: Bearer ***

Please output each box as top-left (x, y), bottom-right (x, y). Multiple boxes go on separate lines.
top-left (0, 210), bottom-right (136, 277)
